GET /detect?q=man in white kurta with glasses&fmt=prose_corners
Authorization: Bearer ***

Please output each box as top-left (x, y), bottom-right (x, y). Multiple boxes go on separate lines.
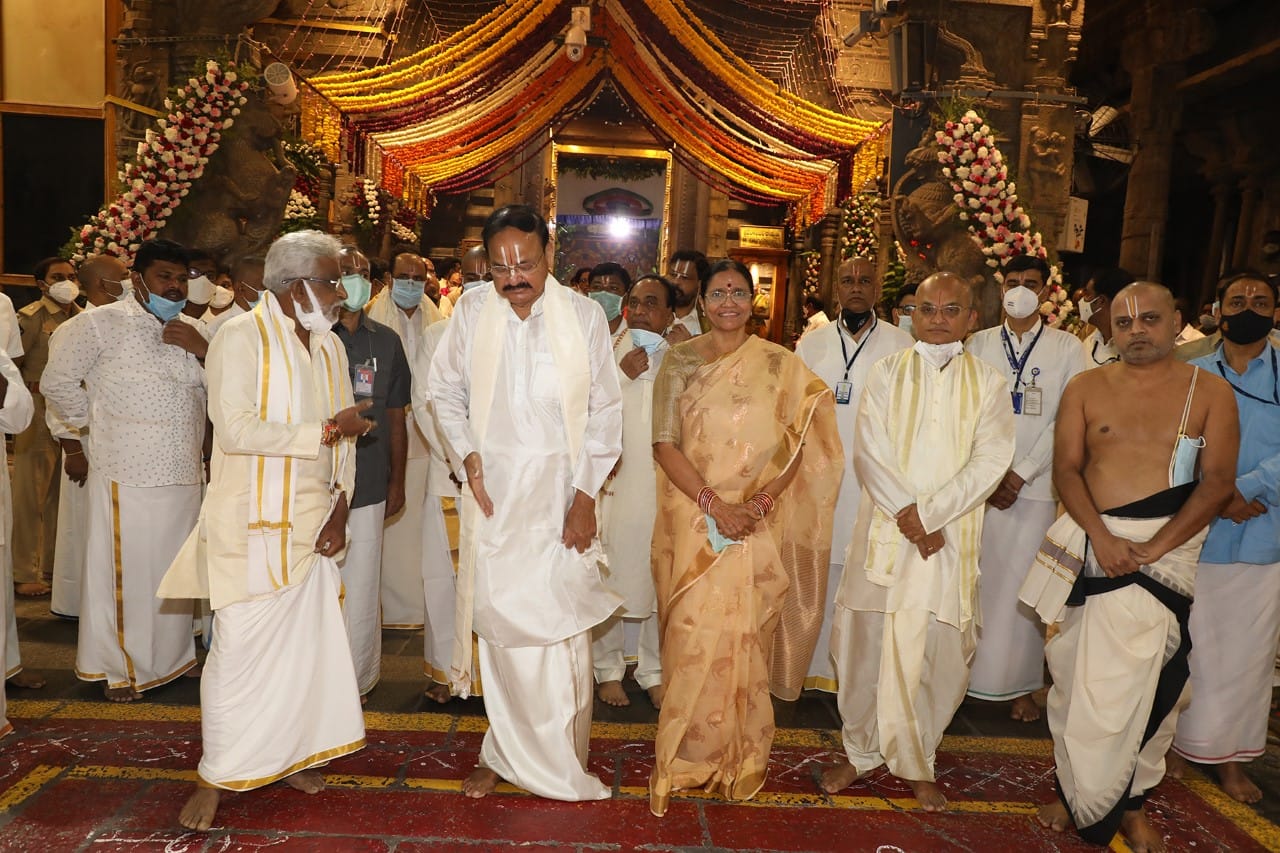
top-left (428, 204), bottom-right (623, 801)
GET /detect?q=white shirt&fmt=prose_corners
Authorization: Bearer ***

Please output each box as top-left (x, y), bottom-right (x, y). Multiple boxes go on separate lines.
top-left (674, 307), bottom-right (702, 337)
top-left (1082, 327), bottom-right (1118, 368)
top-left (803, 311), bottom-right (831, 335)
top-left (796, 316), bottom-right (913, 560)
top-left (0, 292), bottom-right (22, 358)
top-left (966, 320), bottom-right (1088, 501)
top-left (204, 302), bottom-right (246, 337)
top-left (1174, 323), bottom-right (1205, 346)
top-left (40, 297), bottom-right (208, 488)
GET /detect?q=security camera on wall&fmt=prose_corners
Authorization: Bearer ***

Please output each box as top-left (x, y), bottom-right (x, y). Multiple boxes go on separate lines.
top-left (564, 5), bottom-right (591, 62)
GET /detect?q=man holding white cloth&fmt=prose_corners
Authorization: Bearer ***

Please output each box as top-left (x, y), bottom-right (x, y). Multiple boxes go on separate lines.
top-left (428, 205), bottom-right (623, 801)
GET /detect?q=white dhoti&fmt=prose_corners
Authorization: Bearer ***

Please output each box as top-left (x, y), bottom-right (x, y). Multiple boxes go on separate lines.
top-left (1174, 561), bottom-right (1280, 765)
top-left (75, 473), bottom-right (199, 692)
top-left (1045, 511), bottom-right (1203, 845)
top-left (3, 564), bottom-right (19, 679)
top-left (50, 461), bottom-right (88, 618)
top-left (199, 557), bottom-right (365, 789)
top-left (591, 610), bottom-right (661, 690)
top-left (803, 561), bottom-right (843, 692)
top-left (477, 630), bottom-right (610, 801)
top-left (968, 497), bottom-right (1055, 700)
top-left (420, 496), bottom-right (458, 686)
top-left (340, 502), bottom-right (386, 696)
top-left (832, 604), bottom-right (974, 781)
top-left (380, 454), bottom-right (428, 629)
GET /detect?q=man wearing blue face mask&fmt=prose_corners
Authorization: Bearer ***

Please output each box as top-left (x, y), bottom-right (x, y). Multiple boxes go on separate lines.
top-left (333, 245), bottom-right (410, 700)
top-left (204, 257), bottom-right (266, 338)
top-left (587, 262), bottom-right (631, 346)
top-left (41, 238), bottom-right (210, 704)
top-left (367, 250), bottom-right (444, 632)
top-left (592, 274), bottom-right (674, 710)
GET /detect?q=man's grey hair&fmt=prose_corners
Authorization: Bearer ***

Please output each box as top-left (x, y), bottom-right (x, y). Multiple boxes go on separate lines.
top-left (263, 230), bottom-right (343, 294)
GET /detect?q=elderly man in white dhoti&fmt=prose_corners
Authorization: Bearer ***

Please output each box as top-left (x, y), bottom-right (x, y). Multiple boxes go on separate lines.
top-left (367, 249), bottom-right (444, 631)
top-left (427, 204), bottom-right (623, 801)
top-left (1029, 282), bottom-right (1238, 852)
top-left (158, 230), bottom-right (376, 831)
top-left (796, 257), bottom-right (912, 693)
top-left (410, 246), bottom-right (490, 705)
top-left (41, 239), bottom-right (209, 704)
top-left (818, 272), bottom-right (1015, 811)
top-left (0, 347), bottom-right (34, 735)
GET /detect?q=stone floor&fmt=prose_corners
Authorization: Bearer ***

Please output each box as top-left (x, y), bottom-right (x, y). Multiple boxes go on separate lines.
top-left (5, 594), bottom-right (1280, 851)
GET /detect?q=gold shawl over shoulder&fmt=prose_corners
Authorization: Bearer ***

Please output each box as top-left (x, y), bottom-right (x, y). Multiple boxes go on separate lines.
top-left (649, 335), bottom-right (841, 815)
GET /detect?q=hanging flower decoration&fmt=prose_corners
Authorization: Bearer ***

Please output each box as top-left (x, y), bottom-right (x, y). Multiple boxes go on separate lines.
top-left (390, 219), bottom-right (416, 244)
top-left (65, 60), bottom-right (250, 262)
top-left (1039, 282), bottom-right (1083, 332)
top-left (803, 252), bottom-right (821, 298)
top-left (280, 189), bottom-right (320, 234)
top-left (934, 109), bottom-right (1060, 286)
top-left (840, 193), bottom-right (880, 262)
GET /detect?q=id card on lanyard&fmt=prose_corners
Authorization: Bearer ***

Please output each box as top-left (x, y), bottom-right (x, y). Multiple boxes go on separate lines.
top-left (353, 360), bottom-right (376, 398)
top-left (1002, 324), bottom-right (1044, 415)
top-left (835, 317), bottom-right (875, 404)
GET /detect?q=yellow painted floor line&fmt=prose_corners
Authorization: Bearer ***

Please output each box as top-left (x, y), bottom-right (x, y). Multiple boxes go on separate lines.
top-left (0, 765), bottom-right (62, 811)
top-left (1179, 775), bottom-right (1280, 851)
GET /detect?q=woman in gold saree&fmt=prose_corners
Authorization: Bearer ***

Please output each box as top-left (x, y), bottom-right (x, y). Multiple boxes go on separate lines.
top-left (649, 259), bottom-right (842, 816)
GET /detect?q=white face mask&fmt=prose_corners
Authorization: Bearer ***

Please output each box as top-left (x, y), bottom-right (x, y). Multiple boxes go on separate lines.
top-left (913, 340), bottom-right (964, 369)
top-left (187, 274), bottom-right (215, 305)
top-left (292, 281), bottom-right (338, 334)
top-left (1003, 285), bottom-right (1042, 320)
top-left (48, 280), bottom-right (80, 305)
top-left (210, 285), bottom-right (235, 309)
top-left (897, 314), bottom-right (913, 337)
top-left (1079, 295), bottom-right (1098, 325)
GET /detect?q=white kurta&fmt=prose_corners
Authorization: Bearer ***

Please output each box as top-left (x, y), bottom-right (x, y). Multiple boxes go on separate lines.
top-left (796, 317), bottom-right (912, 691)
top-left (368, 291), bottom-right (444, 629)
top-left (340, 502), bottom-right (387, 695)
top-left (1082, 327), bottom-right (1118, 368)
top-left (0, 354), bottom-right (34, 695)
top-left (45, 392), bottom-right (87, 619)
top-left (965, 321), bottom-right (1086, 700)
top-left (427, 278), bottom-right (622, 800)
top-left (833, 348), bottom-right (1014, 781)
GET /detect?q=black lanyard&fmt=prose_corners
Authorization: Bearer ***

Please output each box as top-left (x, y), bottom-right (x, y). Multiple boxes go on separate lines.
top-left (837, 316), bottom-right (876, 381)
top-left (1090, 337), bottom-right (1118, 365)
top-left (1001, 322), bottom-right (1045, 389)
top-left (1214, 345), bottom-right (1280, 407)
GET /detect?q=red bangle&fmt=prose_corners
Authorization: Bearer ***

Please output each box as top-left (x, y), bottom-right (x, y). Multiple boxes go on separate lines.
top-left (749, 492), bottom-right (774, 517)
top-left (697, 486), bottom-right (718, 513)
top-left (321, 418), bottom-right (341, 447)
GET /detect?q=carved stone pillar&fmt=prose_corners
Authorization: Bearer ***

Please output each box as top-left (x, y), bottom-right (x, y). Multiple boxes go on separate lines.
top-left (1232, 178), bottom-right (1262, 270)
top-left (786, 231), bottom-right (807, 341)
top-left (705, 189), bottom-right (729, 257)
top-left (1200, 181), bottom-right (1234, 305)
top-left (818, 212), bottom-right (840, 311)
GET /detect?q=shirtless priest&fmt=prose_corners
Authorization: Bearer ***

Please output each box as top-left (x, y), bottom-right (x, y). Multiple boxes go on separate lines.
top-left (1034, 282), bottom-right (1238, 852)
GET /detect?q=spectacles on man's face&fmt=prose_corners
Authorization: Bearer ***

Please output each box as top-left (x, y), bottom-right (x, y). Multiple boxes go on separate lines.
top-left (490, 257), bottom-right (543, 281)
top-left (916, 303), bottom-right (968, 319)
top-left (897, 304), bottom-right (917, 315)
top-left (286, 276), bottom-right (342, 290)
top-left (705, 288), bottom-right (752, 304)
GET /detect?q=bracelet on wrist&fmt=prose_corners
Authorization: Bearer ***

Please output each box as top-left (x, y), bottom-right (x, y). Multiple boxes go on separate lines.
top-left (749, 492), bottom-right (775, 517)
top-left (65, 448), bottom-right (84, 456)
top-left (321, 418), bottom-right (342, 448)
top-left (697, 486), bottom-right (718, 514)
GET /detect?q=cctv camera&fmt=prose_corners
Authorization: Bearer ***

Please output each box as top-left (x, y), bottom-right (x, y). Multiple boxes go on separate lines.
top-left (565, 24), bottom-right (587, 61)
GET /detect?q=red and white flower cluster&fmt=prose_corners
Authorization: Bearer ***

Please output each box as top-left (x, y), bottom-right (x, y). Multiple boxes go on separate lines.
top-left (71, 61), bottom-right (249, 262)
top-left (935, 110), bottom-right (1056, 284)
top-left (1039, 283), bottom-right (1078, 331)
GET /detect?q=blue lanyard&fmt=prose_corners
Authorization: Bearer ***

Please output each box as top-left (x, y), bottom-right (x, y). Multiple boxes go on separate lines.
top-left (837, 316), bottom-right (876, 381)
top-left (1000, 322), bottom-right (1045, 390)
top-left (1214, 345), bottom-right (1280, 407)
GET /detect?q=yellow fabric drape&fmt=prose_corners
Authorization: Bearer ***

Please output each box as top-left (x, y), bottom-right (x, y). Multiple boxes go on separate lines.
top-left (649, 336), bottom-right (842, 816)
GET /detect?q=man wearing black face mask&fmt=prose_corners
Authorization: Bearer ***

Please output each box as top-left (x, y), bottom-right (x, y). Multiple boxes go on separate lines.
top-left (1171, 271), bottom-right (1280, 804)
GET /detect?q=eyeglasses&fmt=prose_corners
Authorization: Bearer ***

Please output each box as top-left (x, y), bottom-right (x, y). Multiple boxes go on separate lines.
top-left (916, 303), bottom-right (969, 319)
top-left (285, 276), bottom-right (342, 289)
top-left (490, 257), bottom-right (543, 280)
top-left (705, 288), bottom-right (752, 304)
top-left (188, 269), bottom-right (212, 279)
top-left (898, 305), bottom-right (916, 315)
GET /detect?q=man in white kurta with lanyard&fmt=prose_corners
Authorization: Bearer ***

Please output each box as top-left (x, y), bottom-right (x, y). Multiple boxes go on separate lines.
top-left (160, 230), bottom-right (375, 831)
top-left (593, 274), bottom-right (678, 709)
top-left (0, 348), bottom-right (33, 736)
top-left (796, 257), bottom-right (912, 691)
top-left (366, 250), bottom-right (444, 630)
top-left (965, 255), bottom-right (1087, 721)
top-left (819, 272), bottom-right (1015, 811)
top-left (428, 205), bottom-right (623, 801)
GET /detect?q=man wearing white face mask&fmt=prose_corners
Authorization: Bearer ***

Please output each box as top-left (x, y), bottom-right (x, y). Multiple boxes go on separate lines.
top-left (181, 250), bottom-right (219, 323)
top-left (205, 257), bottom-right (266, 338)
top-left (1078, 267), bottom-right (1137, 368)
top-left (587, 262), bottom-right (630, 345)
top-left (963, 254), bottom-right (1087, 723)
top-left (367, 249), bottom-right (444, 631)
top-left (12, 257), bottom-right (81, 598)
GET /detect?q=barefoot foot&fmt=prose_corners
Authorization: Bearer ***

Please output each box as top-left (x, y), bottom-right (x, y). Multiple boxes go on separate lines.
top-left (182, 663), bottom-right (203, 678)
top-left (1164, 749), bottom-right (1187, 780)
top-left (283, 768), bottom-right (325, 794)
top-left (14, 582), bottom-right (50, 598)
top-left (7, 669), bottom-right (45, 690)
top-left (1219, 761), bottom-right (1263, 804)
top-left (819, 760), bottom-right (862, 794)
top-left (424, 682), bottom-right (452, 704)
top-left (1036, 798), bottom-right (1071, 832)
top-left (596, 680), bottom-right (630, 707)
top-left (1010, 693), bottom-right (1041, 722)
top-left (1120, 808), bottom-right (1166, 853)
top-left (178, 786), bottom-right (220, 831)
top-left (646, 683), bottom-right (666, 710)
top-left (463, 767), bottom-right (499, 798)
top-left (104, 685), bottom-right (140, 703)
top-left (908, 779), bottom-right (948, 812)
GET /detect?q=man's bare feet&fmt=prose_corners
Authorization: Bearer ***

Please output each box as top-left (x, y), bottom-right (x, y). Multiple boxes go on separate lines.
top-left (7, 669), bottom-right (45, 689)
top-left (1218, 761), bottom-right (1263, 804)
top-left (1164, 749), bottom-right (1187, 780)
top-left (178, 786), bottom-right (220, 831)
top-left (14, 581), bottom-right (50, 597)
top-left (908, 779), bottom-right (948, 812)
top-left (1036, 798), bottom-right (1071, 832)
top-left (183, 663), bottom-right (203, 678)
top-left (1010, 693), bottom-right (1041, 722)
top-left (463, 767), bottom-right (499, 799)
top-left (104, 685), bottom-right (140, 703)
top-left (646, 683), bottom-right (666, 710)
top-left (1120, 807), bottom-right (1167, 853)
top-left (424, 682), bottom-right (451, 704)
top-left (819, 760), bottom-right (862, 794)
top-left (283, 768), bottom-right (325, 794)
top-left (597, 680), bottom-right (630, 707)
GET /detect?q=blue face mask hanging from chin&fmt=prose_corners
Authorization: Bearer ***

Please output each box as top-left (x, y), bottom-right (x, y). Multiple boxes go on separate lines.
top-left (588, 290), bottom-right (623, 321)
top-left (138, 287), bottom-right (187, 323)
top-left (391, 277), bottom-right (424, 310)
top-left (630, 328), bottom-right (665, 354)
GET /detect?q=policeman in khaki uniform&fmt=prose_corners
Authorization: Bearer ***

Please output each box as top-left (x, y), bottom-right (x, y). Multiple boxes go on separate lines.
top-left (13, 257), bottom-right (80, 596)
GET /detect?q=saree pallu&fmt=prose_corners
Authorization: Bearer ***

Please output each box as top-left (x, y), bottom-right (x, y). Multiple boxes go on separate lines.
top-left (649, 336), bottom-right (841, 816)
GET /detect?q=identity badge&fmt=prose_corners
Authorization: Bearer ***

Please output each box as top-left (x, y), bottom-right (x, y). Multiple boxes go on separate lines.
top-left (835, 381), bottom-right (853, 405)
top-left (1022, 386), bottom-right (1043, 416)
top-left (354, 363), bottom-right (375, 398)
